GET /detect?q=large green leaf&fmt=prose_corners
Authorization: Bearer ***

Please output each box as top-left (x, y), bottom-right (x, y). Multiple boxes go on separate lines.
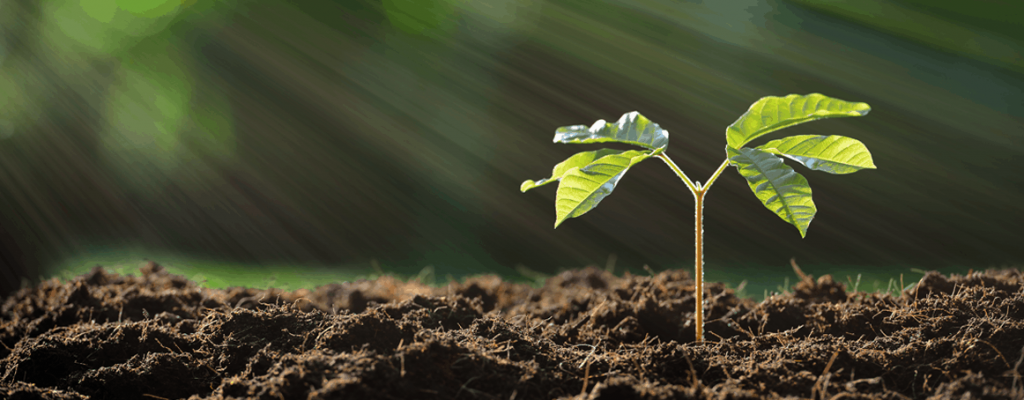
top-left (554, 111), bottom-right (669, 152)
top-left (727, 146), bottom-right (816, 238)
top-left (554, 149), bottom-right (652, 228)
top-left (520, 148), bottom-right (624, 192)
top-left (726, 94), bottom-right (871, 149)
top-left (757, 135), bottom-right (876, 175)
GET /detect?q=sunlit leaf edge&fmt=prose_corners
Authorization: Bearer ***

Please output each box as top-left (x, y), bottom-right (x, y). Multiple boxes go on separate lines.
top-left (554, 111), bottom-right (669, 151)
top-left (521, 148), bottom-right (626, 192)
top-left (725, 93), bottom-right (870, 149)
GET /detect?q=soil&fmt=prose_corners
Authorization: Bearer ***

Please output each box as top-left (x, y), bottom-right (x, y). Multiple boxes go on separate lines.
top-left (2, 262), bottom-right (1022, 400)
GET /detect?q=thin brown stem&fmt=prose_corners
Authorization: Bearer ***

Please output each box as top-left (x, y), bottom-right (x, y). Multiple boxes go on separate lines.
top-left (694, 190), bottom-right (705, 342)
top-left (655, 156), bottom-right (732, 342)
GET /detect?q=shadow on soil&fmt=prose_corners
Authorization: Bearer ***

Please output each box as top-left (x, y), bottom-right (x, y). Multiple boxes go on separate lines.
top-left (2, 262), bottom-right (1023, 399)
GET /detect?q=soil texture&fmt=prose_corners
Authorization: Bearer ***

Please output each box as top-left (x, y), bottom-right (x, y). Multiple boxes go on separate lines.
top-left (2, 262), bottom-right (1023, 399)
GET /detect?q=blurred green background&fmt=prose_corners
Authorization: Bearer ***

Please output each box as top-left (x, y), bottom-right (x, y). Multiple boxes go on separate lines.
top-left (1, 0), bottom-right (1021, 298)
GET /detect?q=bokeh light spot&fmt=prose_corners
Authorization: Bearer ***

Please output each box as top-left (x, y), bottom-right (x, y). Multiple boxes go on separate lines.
top-left (116, 0), bottom-right (180, 18)
top-left (101, 48), bottom-right (193, 187)
top-left (80, 0), bottom-right (118, 23)
top-left (46, 0), bottom-right (177, 56)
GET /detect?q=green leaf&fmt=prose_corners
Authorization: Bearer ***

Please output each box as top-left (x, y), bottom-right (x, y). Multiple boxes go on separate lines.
top-left (554, 149), bottom-right (653, 228)
top-left (757, 135), bottom-right (876, 175)
top-left (726, 93), bottom-right (870, 149)
top-left (554, 111), bottom-right (669, 152)
top-left (727, 146), bottom-right (816, 238)
top-left (521, 149), bottom-right (625, 192)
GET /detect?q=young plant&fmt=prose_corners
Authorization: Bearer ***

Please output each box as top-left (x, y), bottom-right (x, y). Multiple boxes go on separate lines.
top-left (520, 93), bottom-right (876, 342)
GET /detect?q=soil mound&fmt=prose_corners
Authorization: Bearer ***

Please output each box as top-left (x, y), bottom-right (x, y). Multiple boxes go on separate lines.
top-left (2, 262), bottom-right (1022, 399)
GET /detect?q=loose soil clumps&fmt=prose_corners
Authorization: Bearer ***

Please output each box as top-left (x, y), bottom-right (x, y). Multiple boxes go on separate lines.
top-left (2, 262), bottom-right (1022, 399)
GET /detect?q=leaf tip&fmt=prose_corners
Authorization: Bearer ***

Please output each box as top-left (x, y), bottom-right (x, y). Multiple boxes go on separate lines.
top-left (797, 219), bottom-right (811, 238)
top-left (520, 180), bottom-right (536, 193)
top-left (853, 102), bottom-right (871, 116)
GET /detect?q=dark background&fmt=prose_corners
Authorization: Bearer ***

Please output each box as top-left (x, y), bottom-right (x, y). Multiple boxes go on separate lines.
top-left (1, 0), bottom-right (1022, 295)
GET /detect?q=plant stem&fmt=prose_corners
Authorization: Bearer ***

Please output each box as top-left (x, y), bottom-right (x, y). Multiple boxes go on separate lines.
top-left (694, 188), bottom-right (705, 341)
top-left (656, 155), bottom-right (731, 342)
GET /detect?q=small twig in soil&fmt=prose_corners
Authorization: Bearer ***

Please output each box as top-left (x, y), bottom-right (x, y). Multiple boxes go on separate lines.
top-left (580, 356), bottom-right (593, 397)
top-left (1012, 344), bottom-right (1024, 393)
top-left (291, 297), bottom-right (313, 311)
top-left (154, 338), bottom-right (176, 354)
top-left (631, 358), bottom-right (645, 381)
top-left (397, 339), bottom-right (406, 378)
top-left (973, 339), bottom-right (1011, 370)
top-left (846, 274), bottom-right (861, 293)
top-left (811, 350), bottom-right (840, 399)
top-left (720, 363), bottom-right (733, 381)
top-left (235, 295), bottom-right (258, 309)
top-left (790, 258), bottom-right (810, 283)
top-left (682, 351), bottom-right (701, 390)
top-left (454, 376), bottom-right (482, 399)
top-left (576, 343), bottom-right (600, 369)
top-left (572, 299), bottom-right (607, 332)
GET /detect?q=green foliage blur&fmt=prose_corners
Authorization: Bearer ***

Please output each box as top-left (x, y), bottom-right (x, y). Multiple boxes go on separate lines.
top-left (0, 0), bottom-right (1020, 294)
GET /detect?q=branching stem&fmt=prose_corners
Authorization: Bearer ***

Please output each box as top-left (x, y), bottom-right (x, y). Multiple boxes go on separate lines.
top-left (656, 154), bottom-right (731, 342)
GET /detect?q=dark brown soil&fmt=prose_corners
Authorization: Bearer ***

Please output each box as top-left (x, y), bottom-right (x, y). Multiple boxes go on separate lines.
top-left (2, 262), bottom-right (1023, 399)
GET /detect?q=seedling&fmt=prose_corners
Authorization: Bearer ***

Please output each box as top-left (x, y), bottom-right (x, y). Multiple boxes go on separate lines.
top-left (521, 93), bottom-right (876, 342)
